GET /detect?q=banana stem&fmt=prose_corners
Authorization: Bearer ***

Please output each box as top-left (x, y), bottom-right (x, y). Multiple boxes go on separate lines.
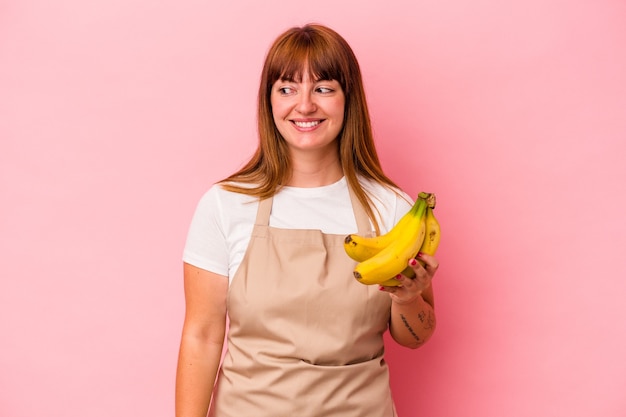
top-left (417, 192), bottom-right (436, 209)
top-left (410, 194), bottom-right (429, 217)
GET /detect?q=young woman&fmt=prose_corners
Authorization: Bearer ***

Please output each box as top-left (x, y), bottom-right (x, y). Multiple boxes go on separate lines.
top-left (176, 24), bottom-right (439, 417)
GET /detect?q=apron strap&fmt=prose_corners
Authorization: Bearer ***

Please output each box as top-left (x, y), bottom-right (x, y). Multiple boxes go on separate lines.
top-left (347, 184), bottom-right (373, 236)
top-left (256, 196), bottom-right (273, 226)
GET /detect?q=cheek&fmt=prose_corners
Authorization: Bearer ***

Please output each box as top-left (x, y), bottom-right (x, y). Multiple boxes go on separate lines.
top-left (269, 92), bottom-right (281, 116)
top-left (334, 106), bottom-right (346, 126)
top-left (334, 98), bottom-right (346, 120)
top-left (270, 100), bottom-right (288, 120)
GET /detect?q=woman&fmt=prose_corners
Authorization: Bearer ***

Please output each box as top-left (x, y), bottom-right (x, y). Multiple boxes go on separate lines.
top-left (176, 24), bottom-right (439, 417)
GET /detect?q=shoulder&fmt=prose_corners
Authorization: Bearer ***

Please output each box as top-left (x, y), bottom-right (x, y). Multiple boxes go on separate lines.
top-left (191, 182), bottom-right (259, 226)
top-left (198, 182), bottom-right (258, 208)
top-left (184, 183), bottom-right (259, 277)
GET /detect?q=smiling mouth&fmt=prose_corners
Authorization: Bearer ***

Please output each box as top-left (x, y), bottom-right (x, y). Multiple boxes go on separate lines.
top-left (292, 120), bottom-right (322, 128)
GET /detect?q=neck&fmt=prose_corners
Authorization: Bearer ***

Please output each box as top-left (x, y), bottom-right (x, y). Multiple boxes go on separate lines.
top-left (286, 149), bottom-right (343, 188)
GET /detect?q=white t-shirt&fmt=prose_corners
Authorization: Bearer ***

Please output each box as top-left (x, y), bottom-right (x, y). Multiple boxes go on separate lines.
top-left (182, 176), bottom-right (412, 283)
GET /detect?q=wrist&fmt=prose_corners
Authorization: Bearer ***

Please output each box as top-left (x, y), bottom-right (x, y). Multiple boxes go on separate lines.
top-left (391, 290), bottom-right (424, 307)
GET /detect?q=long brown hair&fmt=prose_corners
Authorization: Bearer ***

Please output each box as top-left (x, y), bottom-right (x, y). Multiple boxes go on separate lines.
top-left (220, 24), bottom-right (399, 233)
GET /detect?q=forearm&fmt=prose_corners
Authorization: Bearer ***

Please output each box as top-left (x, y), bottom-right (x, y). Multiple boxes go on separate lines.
top-left (175, 333), bottom-right (224, 417)
top-left (389, 289), bottom-right (436, 349)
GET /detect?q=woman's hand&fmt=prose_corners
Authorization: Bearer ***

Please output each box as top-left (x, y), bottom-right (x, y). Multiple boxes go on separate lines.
top-left (385, 252), bottom-right (439, 348)
top-left (379, 252), bottom-right (439, 305)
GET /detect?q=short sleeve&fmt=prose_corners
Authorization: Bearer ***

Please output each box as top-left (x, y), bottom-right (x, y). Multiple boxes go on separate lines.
top-left (182, 186), bottom-right (230, 276)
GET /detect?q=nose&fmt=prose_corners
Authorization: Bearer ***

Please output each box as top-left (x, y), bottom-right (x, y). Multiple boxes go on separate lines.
top-left (295, 92), bottom-right (317, 114)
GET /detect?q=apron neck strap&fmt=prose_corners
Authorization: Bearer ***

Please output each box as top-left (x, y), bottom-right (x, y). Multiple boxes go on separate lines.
top-left (256, 196), bottom-right (273, 226)
top-left (347, 185), bottom-right (373, 235)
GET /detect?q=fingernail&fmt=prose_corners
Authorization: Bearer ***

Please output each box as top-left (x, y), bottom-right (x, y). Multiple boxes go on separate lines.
top-left (378, 286), bottom-right (385, 291)
top-left (395, 274), bottom-right (402, 280)
top-left (409, 258), bottom-right (418, 266)
top-left (416, 252), bottom-right (424, 258)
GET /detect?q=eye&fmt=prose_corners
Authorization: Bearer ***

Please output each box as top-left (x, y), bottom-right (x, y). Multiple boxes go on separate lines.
top-left (316, 86), bottom-right (334, 94)
top-left (277, 86), bottom-right (295, 95)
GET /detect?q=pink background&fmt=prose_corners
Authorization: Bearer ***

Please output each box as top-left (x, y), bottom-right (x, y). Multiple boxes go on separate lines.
top-left (2, 1), bottom-right (626, 416)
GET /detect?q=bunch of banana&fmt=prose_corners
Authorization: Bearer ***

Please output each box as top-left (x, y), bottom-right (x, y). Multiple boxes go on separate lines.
top-left (344, 192), bottom-right (440, 287)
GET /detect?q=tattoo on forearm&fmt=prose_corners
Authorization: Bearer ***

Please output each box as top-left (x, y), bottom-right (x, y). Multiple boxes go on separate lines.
top-left (418, 310), bottom-right (435, 330)
top-left (418, 311), bottom-right (426, 323)
top-left (400, 314), bottom-right (421, 343)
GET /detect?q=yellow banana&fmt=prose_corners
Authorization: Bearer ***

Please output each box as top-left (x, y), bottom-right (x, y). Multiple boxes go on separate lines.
top-left (416, 205), bottom-right (441, 266)
top-left (343, 234), bottom-right (385, 262)
top-left (353, 194), bottom-right (430, 285)
top-left (376, 195), bottom-right (440, 286)
top-left (378, 276), bottom-right (403, 287)
top-left (343, 204), bottom-right (416, 261)
top-left (344, 192), bottom-right (434, 262)
top-left (378, 203), bottom-right (440, 286)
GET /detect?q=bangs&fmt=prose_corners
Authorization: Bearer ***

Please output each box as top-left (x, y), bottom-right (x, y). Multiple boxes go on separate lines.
top-left (266, 31), bottom-right (348, 89)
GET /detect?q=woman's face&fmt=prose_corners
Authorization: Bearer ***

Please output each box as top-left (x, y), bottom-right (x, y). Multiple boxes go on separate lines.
top-left (270, 69), bottom-right (345, 155)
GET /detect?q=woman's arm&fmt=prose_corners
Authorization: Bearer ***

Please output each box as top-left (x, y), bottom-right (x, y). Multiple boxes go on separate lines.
top-left (384, 253), bottom-right (438, 349)
top-left (175, 263), bottom-right (228, 417)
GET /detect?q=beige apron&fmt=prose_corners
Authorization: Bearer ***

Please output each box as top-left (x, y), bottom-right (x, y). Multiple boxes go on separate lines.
top-left (209, 186), bottom-right (397, 417)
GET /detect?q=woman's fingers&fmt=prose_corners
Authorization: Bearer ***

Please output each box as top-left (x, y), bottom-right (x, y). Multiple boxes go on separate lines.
top-left (378, 254), bottom-right (439, 300)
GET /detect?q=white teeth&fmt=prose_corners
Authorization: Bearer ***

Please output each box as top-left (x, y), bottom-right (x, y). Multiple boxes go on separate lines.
top-left (294, 120), bottom-right (320, 128)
